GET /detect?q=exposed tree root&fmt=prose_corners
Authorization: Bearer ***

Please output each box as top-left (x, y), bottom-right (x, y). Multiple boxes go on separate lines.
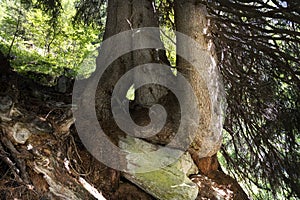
top-left (0, 70), bottom-right (248, 199)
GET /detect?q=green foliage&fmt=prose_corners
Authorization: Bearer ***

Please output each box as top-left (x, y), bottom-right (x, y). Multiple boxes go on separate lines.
top-left (73, 0), bottom-right (107, 27)
top-left (156, 0), bottom-right (176, 68)
top-left (160, 27), bottom-right (176, 68)
top-left (0, 0), bottom-right (101, 83)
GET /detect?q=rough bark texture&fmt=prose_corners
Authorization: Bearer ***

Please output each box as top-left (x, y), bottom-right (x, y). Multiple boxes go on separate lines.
top-left (95, 0), bottom-right (169, 128)
top-left (95, 0), bottom-right (132, 125)
top-left (174, 1), bottom-right (249, 199)
top-left (92, 0), bottom-right (248, 199)
top-left (175, 0), bottom-right (222, 166)
top-left (131, 0), bottom-right (169, 107)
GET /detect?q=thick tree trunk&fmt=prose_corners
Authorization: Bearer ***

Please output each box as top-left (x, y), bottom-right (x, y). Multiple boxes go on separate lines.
top-left (131, 0), bottom-right (169, 107)
top-left (92, 0), bottom-right (176, 197)
top-left (174, 1), bottom-right (249, 199)
top-left (95, 0), bottom-right (132, 125)
top-left (174, 0), bottom-right (221, 169)
top-left (88, 0), bottom-right (248, 199)
top-left (95, 0), bottom-right (169, 128)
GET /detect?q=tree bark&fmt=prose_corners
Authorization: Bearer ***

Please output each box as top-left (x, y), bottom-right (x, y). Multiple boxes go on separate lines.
top-left (95, 0), bottom-right (132, 125)
top-left (174, 0), bottom-right (221, 168)
top-left (131, 0), bottom-right (169, 107)
top-left (95, 0), bottom-right (169, 129)
top-left (174, 1), bottom-right (249, 199)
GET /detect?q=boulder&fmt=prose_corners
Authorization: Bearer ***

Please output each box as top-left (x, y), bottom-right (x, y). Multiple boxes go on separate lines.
top-left (119, 136), bottom-right (199, 200)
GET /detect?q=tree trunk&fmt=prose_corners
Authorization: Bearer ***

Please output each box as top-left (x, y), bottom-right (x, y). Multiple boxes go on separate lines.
top-left (92, 0), bottom-right (176, 197)
top-left (95, 0), bottom-right (132, 125)
top-left (174, 1), bottom-right (249, 199)
top-left (95, 0), bottom-right (169, 129)
top-left (131, 0), bottom-right (169, 107)
top-left (174, 0), bottom-right (222, 170)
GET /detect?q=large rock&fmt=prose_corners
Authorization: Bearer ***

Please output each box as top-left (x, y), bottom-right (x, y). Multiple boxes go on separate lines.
top-left (119, 136), bottom-right (199, 200)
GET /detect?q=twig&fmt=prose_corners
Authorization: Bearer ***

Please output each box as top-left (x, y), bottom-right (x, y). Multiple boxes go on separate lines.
top-left (0, 141), bottom-right (23, 183)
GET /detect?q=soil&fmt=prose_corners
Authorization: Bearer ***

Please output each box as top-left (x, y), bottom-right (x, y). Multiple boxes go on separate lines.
top-left (0, 59), bottom-right (152, 199)
top-left (0, 56), bottom-right (249, 199)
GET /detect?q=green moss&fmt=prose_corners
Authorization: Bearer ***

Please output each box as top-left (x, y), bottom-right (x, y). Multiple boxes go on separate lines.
top-left (121, 137), bottom-right (199, 200)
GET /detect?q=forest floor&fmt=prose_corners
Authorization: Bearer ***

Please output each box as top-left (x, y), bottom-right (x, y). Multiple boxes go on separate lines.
top-left (0, 68), bottom-right (159, 199)
top-left (0, 63), bottom-right (248, 199)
